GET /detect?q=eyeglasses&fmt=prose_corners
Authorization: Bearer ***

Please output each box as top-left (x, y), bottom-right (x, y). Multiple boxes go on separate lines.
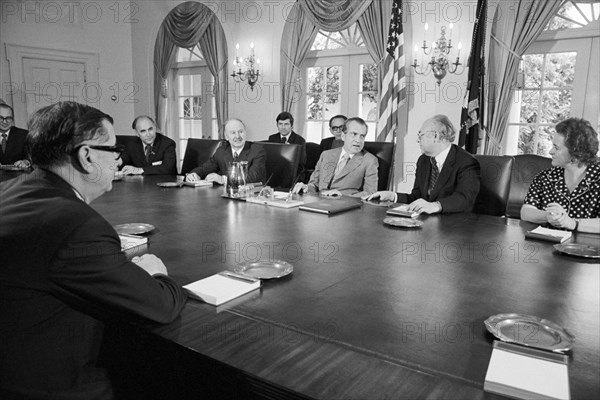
top-left (330, 126), bottom-right (344, 132)
top-left (74, 144), bottom-right (126, 160)
top-left (0, 116), bottom-right (14, 123)
top-left (417, 130), bottom-right (437, 139)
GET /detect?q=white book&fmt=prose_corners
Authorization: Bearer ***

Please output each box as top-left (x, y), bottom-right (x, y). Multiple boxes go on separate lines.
top-left (484, 341), bottom-right (570, 400)
top-left (119, 234), bottom-right (148, 251)
top-left (183, 180), bottom-right (213, 187)
top-left (183, 272), bottom-right (261, 306)
top-left (386, 204), bottom-right (419, 218)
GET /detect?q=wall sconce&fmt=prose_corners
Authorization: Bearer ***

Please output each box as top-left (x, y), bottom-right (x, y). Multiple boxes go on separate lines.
top-left (231, 42), bottom-right (260, 90)
top-left (412, 23), bottom-right (463, 85)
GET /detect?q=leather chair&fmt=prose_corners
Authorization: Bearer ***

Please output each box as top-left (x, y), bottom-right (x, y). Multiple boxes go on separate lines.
top-left (303, 142), bottom-right (322, 183)
top-left (505, 154), bottom-right (552, 218)
top-left (363, 141), bottom-right (394, 191)
top-left (256, 142), bottom-right (302, 189)
top-left (473, 155), bottom-right (514, 216)
top-left (180, 138), bottom-right (222, 175)
top-left (116, 135), bottom-right (138, 147)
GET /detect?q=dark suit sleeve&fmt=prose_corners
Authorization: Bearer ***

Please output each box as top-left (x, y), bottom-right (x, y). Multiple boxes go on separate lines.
top-left (397, 155), bottom-right (426, 204)
top-left (50, 212), bottom-right (187, 324)
top-left (438, 155), bottom-right (480, 213)
top-left (246, 145), bottom-right (267, 184)
top-left (142, 139), bottom-right (177, 175)
top-left (189, 149), bottom-right (221, 178)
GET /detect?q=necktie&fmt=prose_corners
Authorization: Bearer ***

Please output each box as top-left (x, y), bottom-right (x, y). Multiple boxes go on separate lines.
top-left (328, 154), bottom-right (349, 189)
top-left (233, 152), bottom-right (239, 161)
top-left (428, 157), bottom-right (439, 196)
top-left (1, 133), bottom-right (6, 154)
top-left (145, 145), bottom-right (151, 162)
top-left (281, 137), bottom-right (287, 144)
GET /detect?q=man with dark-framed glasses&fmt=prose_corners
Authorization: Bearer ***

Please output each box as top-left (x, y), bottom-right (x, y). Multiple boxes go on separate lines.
top-left (0, 101), bottom-right (187, 399)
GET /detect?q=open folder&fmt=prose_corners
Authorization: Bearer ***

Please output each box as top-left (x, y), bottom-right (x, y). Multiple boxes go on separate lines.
top-left (183, 272), bottom-right (261, 306)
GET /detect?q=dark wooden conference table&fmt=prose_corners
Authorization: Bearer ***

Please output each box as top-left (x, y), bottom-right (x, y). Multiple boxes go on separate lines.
top-left (86, 174), bottom-right (598, 399)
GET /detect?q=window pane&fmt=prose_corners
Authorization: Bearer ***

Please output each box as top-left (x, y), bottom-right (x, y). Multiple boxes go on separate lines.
top-left (522, 55), bottom-right (543, 88)
top-left (323, 94), bottom-right (341, 119)
top-left (541, 90), bottom-right (572, 123)
top-left (191, 74), bottom-right (202, 94)
top-left (518, 125), bottom-right (537, 154)
top-left (359, 94), bottom-right (377, 121)
top-left (519, 91), bottom-right (540, 123)
top-left (360, 64), bottom-right (378, 92)
top-left (537, 126), bottom-right (554, 157)
top-left (179, 75), bottom-right (192, 96)
top-left (325, 66), bottom-right (341, 93)
top-left (544, 52), bottom-right (576, 88)
top-left (305, 121), bottom-right (326, 143)
top-left (191, 96), bottom-right (202, 118)
top-left (307, 67), bottom-right (323, 91)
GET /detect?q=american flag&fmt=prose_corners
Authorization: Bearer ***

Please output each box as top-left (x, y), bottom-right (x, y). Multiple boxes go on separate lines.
top-left (376, 0), bottom-right (406, 142)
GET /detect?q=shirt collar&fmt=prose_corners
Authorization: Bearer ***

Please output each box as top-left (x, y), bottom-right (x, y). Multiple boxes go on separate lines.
top-left (432, 144), bottom-right (452, 169)
top-left (339, 148), bottom-right (354, 160)
top-left (1, 128), bottom-right (10, 137)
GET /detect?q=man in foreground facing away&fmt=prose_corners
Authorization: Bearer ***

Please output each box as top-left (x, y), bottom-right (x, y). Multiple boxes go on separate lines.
top-left (366, 114), bottom-right (480, 214)
top-left (0, 101), bottom-right (187, 399)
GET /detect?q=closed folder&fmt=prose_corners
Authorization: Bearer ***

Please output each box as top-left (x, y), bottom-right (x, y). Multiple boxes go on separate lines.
top-left (299, 197), bottom-right (361, 215)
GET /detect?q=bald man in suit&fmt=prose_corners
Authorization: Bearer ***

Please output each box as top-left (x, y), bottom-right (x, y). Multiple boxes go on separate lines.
top-left (293, 117), bottom-right (378, 198)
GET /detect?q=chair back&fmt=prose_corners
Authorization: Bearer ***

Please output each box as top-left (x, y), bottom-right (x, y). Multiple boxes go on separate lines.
top-left (181, 139), bottom-right (222, 175)
top-left (363, 141), bottom-right (394, 190)
top-left (506, 154), bottom-right (552, 218)
top-left (116, 135), bottom-right (138, 147)
top-left (473, 155), bottom-right (514, 216)
top-left (303, 142), bottom-right (321, 183)
top-left (256, 142), bottom-right (302, 189)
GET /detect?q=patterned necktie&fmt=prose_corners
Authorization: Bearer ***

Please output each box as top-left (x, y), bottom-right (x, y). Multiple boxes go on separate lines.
top-left (428, 157), bottom-right (439, 196)
top-left (281, 137), bottom-right (287, 144)
top-left (233, 152), bottom-right (239, 161)
top-left (1, 133), bottom-right (6, 154)
top-left (144, 145), bottom-right (151, 162)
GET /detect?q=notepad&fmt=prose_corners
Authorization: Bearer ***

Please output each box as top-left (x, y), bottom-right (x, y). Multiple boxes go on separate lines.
top-left (183, 272), bottom-right (261, 306)
top-left (525, 226), bottom-right (572, 243)
top-left (246, 196), bottom-right (304, 208)
top-left (484, 341), bottom-right (570, 400)
top-left (119, 234), bottom-right (148, 251)
top-left (386, 204), bottom-right (419, 218)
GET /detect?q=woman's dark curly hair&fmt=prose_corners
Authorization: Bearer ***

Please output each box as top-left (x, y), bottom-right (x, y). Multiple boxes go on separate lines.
top-left (555, 118), bottom-right (599, 166)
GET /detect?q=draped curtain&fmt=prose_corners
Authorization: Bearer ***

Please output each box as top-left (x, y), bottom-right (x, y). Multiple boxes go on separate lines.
top-left (280, 0), bottom-right (374, 112)
top-left (154, 1), bottom-right (228, 138)
top-left (483, 0), bottom-right (562, 155)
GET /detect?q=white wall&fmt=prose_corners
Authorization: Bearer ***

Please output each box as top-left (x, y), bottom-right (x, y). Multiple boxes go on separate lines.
top-left (0, 0), bottom-right (135, 135)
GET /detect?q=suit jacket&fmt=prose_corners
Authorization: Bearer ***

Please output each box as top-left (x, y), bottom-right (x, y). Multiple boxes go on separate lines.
top-left (308, 147), bottom-right (378, 197)
top-left (268, 131), bottom-right (306, 175)
top-left (189, 141), bottom-right (267, 184)
top-left (0, 126), bottom-right (28, 164)
top-left (0, 169), bottom-right (187, 398)
top-left (398, 144), bottom-right (480, 213)
top-left (319, 136), bottom-right (343, 153)
top-left (120, 133), bottom-right (177, 174)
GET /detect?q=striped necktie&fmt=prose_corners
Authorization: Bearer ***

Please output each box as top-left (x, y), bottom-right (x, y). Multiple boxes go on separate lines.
top-left (428, 157), bottom-right (439, 196)
top-left (144, 145), bottom-right (152, 162)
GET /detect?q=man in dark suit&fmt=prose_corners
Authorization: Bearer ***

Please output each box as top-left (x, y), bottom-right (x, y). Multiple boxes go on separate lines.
top-left (366, 115), bottom-right (480, 214)
top-left (186, 118), bottom-right (266, 184)
top-left (267, 111), bottom-right (306, 177)
top-left (0, 103), bottom-right (30, 168)
top-left (120, 115), bottom-right (177, 175)
top-left (293, 117), bottom-right (378, 198)
top-left (0, 101), bottom-right (187, 399)
top-left (319, 114), bottom-right (347, 153)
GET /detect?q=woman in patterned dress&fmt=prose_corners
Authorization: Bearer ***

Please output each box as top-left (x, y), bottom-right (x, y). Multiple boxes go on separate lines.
top-left (521, 117), bottom-right (600, 234)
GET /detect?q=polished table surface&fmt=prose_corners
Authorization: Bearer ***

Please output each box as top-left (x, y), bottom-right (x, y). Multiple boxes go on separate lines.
top-left (87, 174), bottom-right (599, 399)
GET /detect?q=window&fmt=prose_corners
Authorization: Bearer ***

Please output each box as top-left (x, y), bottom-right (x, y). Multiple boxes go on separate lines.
top-left (169, 45), bottom-right (217, 169)
top-left (300, 24), bottom-right (379, 142)
top-left (506, 1), bottom-right (599, 156)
